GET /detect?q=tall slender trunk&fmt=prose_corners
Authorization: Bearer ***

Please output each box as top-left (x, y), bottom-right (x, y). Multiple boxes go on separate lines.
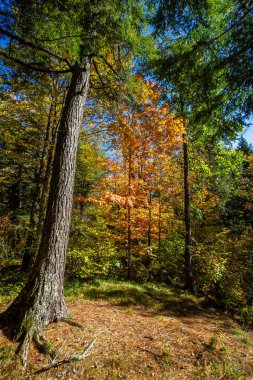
top-left (35, 98), bottom-right (60, 254)
top-left (1, 58), bottom-right (91, 365)
top-left (147, 190), bottom-right (152, 247)
top-left (183, 133), bottom-right (194, 292)
top-left (158, 190), bottom-right (161, 250)
top-left (126, 149), bottom-right (132, 279)
top-left (21, 101), bottom-right (55, 271)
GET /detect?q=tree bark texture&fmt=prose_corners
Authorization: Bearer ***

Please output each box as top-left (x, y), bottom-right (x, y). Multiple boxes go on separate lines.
top-left (0, 58), bottom-right (91, 365)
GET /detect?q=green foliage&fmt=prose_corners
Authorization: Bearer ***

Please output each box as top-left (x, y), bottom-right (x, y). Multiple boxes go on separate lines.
top-left (194, 227), bottom-right (253, 326)
top-left (155, 232), bottom-right (185, 285)
top-left (67, 206), bottom-right (119, 280)
top-left (151, 0), bottom-right (253, 123)
top-left (0, 268), bottom-right (25, 306)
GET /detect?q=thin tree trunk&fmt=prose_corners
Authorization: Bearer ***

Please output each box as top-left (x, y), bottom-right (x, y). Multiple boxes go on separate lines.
top-left (158, 190), bottom-right (161, 250)
top-left (1, 58), bottom-right (91, 366)
top-left (21, 101), bottom-right (55, 271)
top-left (126, 149), bottom-right (132, 279)
top-left (147, 190), bottom-right (152, 247)
top-left (34, 97), bottom-right (60, 255)
top-left (183, 133), bottom-right (194, 292)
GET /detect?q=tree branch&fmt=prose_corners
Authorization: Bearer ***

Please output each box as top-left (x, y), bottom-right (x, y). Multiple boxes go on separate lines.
top-left (99, 56), bottom-right (124, 80)
top-left (35, 35), bottom-right (82, 42)
top-left (93, 59), bottom-right (115, 100)
top-left (202, 7), bottom-right (253, 49)
top-left (0, 50), bottom-right (72, 74)
top-left (0, 26), bottom-right (73, 68)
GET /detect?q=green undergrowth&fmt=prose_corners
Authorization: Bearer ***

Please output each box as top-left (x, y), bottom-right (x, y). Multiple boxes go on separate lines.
top-left (0, 267), bottom-right (26, 306)
top-left (64, 279), bottom-right (202, 313)
top-left (0, 269), bottom-right (201, 315)
top-left (0, 268), bottom-right (200, 314)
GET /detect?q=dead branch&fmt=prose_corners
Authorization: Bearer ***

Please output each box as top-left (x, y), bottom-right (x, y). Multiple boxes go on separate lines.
top-left (34, 339), bottom-right (96, 374)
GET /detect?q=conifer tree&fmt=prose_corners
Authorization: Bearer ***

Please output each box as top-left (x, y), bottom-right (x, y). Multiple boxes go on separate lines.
top-left (0, 0), bottom-right (150, 365)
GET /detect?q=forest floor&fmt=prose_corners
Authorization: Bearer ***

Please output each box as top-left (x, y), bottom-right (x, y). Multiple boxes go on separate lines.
top-left (0, 280), bottom-right (253, 380)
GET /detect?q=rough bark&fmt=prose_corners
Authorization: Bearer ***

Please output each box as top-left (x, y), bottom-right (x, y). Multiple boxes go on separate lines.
top-left (0, 58), bottom-right (91, 365)
top-left (183, 135), bottom-right (194, 292)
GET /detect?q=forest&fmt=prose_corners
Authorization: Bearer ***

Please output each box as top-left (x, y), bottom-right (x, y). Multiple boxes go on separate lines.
top-left (0, 0), bottom-right (252, 379)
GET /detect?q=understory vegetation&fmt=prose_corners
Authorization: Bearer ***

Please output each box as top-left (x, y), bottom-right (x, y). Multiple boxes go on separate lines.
top-left (1, 131), bottom-right (252, 327)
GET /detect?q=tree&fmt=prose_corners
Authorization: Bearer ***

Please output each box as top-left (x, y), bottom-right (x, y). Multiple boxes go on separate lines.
top-left (99, 78), bottom-right (184, 278)
top-left (0, 0), bottom-right (149, 365)
top-left (148, 0), bottom-right (252, 291)
top-left (152, 0), bottom-right (253, 122)
top-left (0, 72), bottom-right (66, 270)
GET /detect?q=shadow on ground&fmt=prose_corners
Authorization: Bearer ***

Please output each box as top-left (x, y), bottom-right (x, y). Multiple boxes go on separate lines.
top-left (65, 280), bottom-right (206, 317)
top-left (0, 269), bottom-right (207, 317)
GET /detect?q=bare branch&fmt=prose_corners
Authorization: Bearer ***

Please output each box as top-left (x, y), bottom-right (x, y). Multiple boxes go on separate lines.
top-left (34, 339), bottom-right (96, 374)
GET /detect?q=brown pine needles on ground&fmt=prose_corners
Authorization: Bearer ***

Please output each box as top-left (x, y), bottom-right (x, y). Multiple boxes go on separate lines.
top-left (1, 290), bottom-right (253, 380)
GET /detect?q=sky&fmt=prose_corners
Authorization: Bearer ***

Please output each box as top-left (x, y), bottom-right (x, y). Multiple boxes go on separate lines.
top-left (242, 124), bottom-right (253, 145)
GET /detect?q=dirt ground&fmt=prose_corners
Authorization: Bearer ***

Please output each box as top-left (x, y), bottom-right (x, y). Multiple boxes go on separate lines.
top-left (0, 299), bottom-right (253, 380)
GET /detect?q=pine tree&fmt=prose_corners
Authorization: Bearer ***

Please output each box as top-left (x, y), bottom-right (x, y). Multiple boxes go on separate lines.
top-left (0, 0), bottom-right (150, 365)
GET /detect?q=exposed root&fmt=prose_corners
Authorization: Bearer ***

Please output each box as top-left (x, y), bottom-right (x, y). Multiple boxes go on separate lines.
top-left (16, 332), bottom-right (33, 367)
top-left (34, 339), bottom-right (96, 374)
top-left (33, 332), bottom-right (57, 359)
top-left (61, 317), bottom-right (83, 328)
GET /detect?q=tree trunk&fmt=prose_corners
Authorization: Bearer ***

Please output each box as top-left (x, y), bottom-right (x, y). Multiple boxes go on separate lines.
top-left (21, 101), bottom-right (55, 272)
top-left (0, 58), bottom-right (91, 365)
top-left (183, 134), bottom-right (194, 292)
top-left (147, 190), bottom-right (152, 247)
top-left (158, 190), bottom-right (161, 250)
top-left (126, 149), bottom-right (132, 279)
top-left (34, 96), bottom-right (60, 257)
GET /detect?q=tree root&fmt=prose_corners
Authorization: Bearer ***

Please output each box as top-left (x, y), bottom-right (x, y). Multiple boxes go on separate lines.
top-left (15, 331), bottom-right (57, 367)
top-left (61, 317), bottom-right (83, 328)
top-left (33, 332), bottom-right (57, 359)
top-left (34, 339), bottom-right (96, 374)
top-left (16, 332), bottom-right (32, 367)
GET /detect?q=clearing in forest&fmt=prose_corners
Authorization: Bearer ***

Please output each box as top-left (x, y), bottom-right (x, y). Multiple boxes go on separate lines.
top-left (0, 281), bottom-right (253, 380)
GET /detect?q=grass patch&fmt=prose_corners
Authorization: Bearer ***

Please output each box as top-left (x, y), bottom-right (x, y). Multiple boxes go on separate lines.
top-left (0, 345), bottom-right (14, 361)
top-left (64, 279), bottom-right (201, 313)
top-left (0, 271), bottom-right (201, 315)
top-left (0, 268), bottom-right (26, 306)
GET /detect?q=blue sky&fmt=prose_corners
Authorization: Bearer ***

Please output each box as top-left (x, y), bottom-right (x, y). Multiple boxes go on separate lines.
top-left (242, 124), bottom-right (253, 145)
